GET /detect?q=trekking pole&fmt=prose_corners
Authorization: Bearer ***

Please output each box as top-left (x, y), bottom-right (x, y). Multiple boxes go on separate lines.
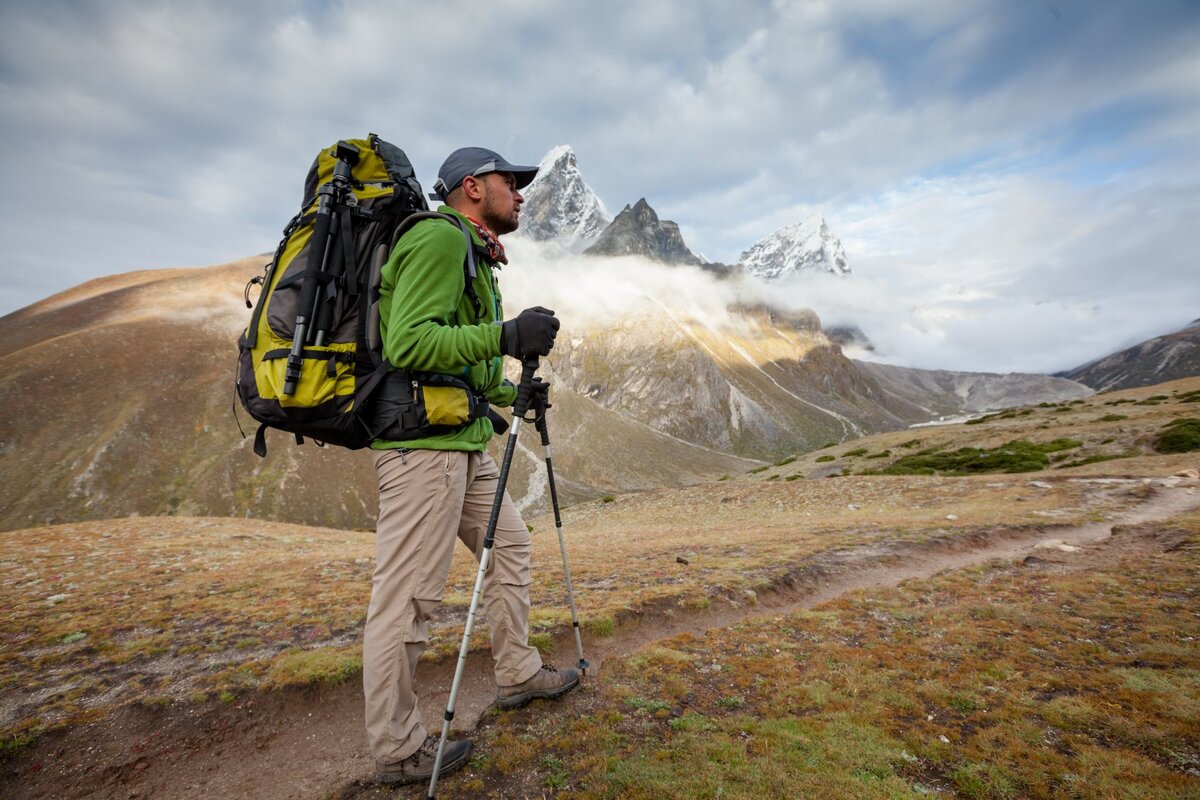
top-left (532, 386), bottom-right (590, 675)
top-left (428, 357), bottom-right (540, 800)
top-left (282, 142), bottom-right (359, 395)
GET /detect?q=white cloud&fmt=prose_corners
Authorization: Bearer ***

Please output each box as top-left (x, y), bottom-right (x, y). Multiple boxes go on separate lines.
top-left (1, 0), bottom-right (1197, 378)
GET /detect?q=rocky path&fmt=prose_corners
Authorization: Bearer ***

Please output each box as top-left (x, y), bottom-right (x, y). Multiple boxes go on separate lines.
top-left (7, 483), bottom-right (1198, 800)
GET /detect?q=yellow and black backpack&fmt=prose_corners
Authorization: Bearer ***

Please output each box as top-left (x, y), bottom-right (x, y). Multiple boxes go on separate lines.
top-left (236, 135), bottom-right (489, 456)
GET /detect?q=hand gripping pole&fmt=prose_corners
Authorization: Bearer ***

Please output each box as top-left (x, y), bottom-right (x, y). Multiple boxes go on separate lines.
top-left (427, 358), bottom-right (540, 800)
top-left (532, 390), bottom-right (590, 674)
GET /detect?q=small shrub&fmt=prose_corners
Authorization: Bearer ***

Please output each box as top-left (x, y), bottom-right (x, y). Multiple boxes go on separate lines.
top-left (843, 448), bottom-right (868, 458)
top-left (601, 495), bottom-right (615, 503)
top-left (1, 728), bottom-right (40, 760)
top-left (815, 455), bottom-right (836, 463)
top-left (267, 647), bottom-right (361, 688)
top-left (1098, 414), bottom-right (1128, 422)
top-left (1055, 453), bottom-right (1135, 469)
top-left (582, 615), bottom-right (616, 637)
top-left (625, 696), bottom-right (672, 713)
top-left (139, 695), bottom-right (171, 709)
top-left (865, 450), bottom-right (892, 459)
top-left (747, 465), bottom-right (770, 475)
top-left (948, 694), bottom-right (978, 713)
top-left (866, 439), bottom-right (1082, 476)
top-left (1153, 418), bottom-right (1200, 453)
top-left (669, 712), bottom-right (714, 732)
top-left (773, 455), bottom-right (798, 467)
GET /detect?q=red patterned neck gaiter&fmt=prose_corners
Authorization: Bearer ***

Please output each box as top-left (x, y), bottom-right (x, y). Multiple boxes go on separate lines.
top-left (465, 215), bottom-right (507, 265)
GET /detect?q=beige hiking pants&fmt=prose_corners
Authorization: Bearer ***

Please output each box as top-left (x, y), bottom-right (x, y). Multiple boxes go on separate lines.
top-left (363, 448), bottom-right (542, 763)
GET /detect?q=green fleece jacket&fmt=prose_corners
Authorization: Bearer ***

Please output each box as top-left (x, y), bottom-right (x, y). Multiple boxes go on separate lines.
top-left (371, 206), bottom-right (517, 451)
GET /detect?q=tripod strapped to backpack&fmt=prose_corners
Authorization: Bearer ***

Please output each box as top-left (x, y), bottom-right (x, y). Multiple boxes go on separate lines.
top-left (283, 141), bottom-right (360, 396)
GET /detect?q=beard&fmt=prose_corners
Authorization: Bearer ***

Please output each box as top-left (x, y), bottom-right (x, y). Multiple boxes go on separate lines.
top-left (480, 188), bottom-right (519, 236)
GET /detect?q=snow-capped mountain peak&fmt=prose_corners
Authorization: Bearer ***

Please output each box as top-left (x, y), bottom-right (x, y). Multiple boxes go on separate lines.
top-left (517, 145), bottom-right (612, 243)
top-left (738, 215), bottom-right (851, 280)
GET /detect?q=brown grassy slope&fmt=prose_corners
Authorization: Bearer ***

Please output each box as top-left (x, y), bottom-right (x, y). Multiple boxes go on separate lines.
top-left (0, 259), bottom-right (759, 533)
top-left (545, 306), bottom-right (925, 458)
top-left (1, 373), bottom-right (1195, 759)
top-left (738, 374), bottom-right (1200, 483)
top-left (446, 510), bottom-right (1200, 800)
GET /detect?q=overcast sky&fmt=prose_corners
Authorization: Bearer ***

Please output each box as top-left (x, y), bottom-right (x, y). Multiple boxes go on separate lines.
top-left (2, 0), bottom-right (1197, 373)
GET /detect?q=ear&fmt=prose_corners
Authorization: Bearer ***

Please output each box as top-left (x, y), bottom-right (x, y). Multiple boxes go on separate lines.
top-left (461, 174), bottom-right (486, 201)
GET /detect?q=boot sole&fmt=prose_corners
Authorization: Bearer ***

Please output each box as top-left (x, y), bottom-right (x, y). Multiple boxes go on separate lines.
top-left (376, 740), bottom-right (473, 785)
top-left (496, 672), bottom-right (580, 710)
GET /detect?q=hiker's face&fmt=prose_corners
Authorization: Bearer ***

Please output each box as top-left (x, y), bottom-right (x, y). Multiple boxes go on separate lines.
top-left (479, 172), bottom-right (522, 235)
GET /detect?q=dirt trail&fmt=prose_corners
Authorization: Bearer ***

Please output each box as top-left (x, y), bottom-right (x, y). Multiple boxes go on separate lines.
top-left (6, 484), bottom-right (1198, 800)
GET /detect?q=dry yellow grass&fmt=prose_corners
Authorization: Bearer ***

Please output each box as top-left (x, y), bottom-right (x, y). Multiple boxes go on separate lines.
top-left (2, 376), bottom-right (1197, 752)
top-left (445, 508), bottom-right (1200, 799)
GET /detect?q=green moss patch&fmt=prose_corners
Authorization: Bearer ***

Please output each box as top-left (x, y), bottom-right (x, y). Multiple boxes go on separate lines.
top-left (865, 439), bottom-right (1082, 476)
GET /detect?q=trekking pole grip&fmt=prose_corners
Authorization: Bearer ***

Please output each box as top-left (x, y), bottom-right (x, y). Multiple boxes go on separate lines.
top-left (512, 356), bottom-right (540, 418)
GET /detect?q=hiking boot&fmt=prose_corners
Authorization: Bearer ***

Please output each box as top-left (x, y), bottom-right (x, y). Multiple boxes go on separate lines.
top-left (496, 663), bottom-right (580, 710)
top-left (376, 734), bottom-right (472, 785)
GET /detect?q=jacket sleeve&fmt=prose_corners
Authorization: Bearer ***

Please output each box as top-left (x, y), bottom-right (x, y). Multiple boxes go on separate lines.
top-left (380, 221), bottom-right (504, 372)
top-left (485, 377), bottom-right (517, 407)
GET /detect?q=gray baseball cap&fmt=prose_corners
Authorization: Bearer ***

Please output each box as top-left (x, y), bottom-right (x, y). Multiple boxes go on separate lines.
top-left (429, 146), bottom-right (539, 202)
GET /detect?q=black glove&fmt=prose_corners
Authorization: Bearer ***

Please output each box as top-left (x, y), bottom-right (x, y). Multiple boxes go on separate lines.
top-left (501, 306), bottom-right (560, 358)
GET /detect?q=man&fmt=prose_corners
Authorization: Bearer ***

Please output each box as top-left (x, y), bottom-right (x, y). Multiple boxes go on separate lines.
top-left (363, 147), bottom-right (579, 785)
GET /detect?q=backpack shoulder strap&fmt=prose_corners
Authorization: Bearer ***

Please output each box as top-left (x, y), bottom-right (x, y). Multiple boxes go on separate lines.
top-left (389, 211), bottom-right (483, 317)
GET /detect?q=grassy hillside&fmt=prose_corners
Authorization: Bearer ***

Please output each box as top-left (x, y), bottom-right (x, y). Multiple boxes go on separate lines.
top-left (4, 376), bottom-right (1197, 775)
top-left (0, 260), bottom-right (759, 533)
top-left (456, 508), bottom-right (1200, 799)
top-left (736, 375), bottom-right (1200, 484)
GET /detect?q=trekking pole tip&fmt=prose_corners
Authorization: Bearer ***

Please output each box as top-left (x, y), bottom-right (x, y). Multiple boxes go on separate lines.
top-left (578, 658), bottom-right (590, 674)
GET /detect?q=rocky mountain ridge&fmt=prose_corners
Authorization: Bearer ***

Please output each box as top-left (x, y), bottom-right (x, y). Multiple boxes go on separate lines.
top-left (855, 360), bottom-right (1093, 417)
top-left (520, 146), bottom-right (847, 282)
top-left (738, 215), bottom-right (851, 280)
top-left (515, 145), bottom-right (611, 243)
top-left (0, 256), bottom-right (1098, 533)
top-left (1059, 319), bottom-right (1200, 392)
top-left (582, 198), bottom-right (705, 266)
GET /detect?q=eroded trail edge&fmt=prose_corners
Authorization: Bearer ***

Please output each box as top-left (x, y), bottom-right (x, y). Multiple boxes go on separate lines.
top-left (7, 484), bottom-right (1198, 800)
